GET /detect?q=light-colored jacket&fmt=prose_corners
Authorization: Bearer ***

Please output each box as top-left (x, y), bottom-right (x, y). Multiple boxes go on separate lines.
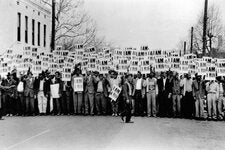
top-left (206, 81), bottom-right (219, 99)
top-left (143, 78), bottom-right (158, 95)
top-left (180, 78), bottom-right (193, 96)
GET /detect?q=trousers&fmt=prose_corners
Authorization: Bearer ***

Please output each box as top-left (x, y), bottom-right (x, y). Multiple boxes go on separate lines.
top-left (25, 95), bottom-right (35, 114)
top-left (73, 92), bottom-right (83, 114)
top-left (217, 96), bottom-right (225, 120)
top-left (146, 91), bottom-right (156, 117)
top-left (172, 94), bottom-right (181, 117)
top-left (84, 92), bottom-right (94, 115)
top-left (195, 95), bottom-right (204, 118)
top-left (207, 93), bottom-right (217, 119)
top-left (38, 91), bottom-right (47, 113)
top-left (95, 92), bottom-right (107, 114)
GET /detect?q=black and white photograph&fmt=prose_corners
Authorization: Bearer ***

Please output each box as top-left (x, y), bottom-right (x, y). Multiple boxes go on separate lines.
top-left (0, 0), bottom-right (225, 150)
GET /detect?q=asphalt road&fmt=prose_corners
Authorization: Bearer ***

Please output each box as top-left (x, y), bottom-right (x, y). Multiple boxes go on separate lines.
top-left (0, 116), bottom-right (225, 150)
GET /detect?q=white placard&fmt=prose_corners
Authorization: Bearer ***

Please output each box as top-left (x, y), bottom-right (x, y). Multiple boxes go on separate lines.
top-left (50, 84), bottom-right (60, 98)
top-left (73, 77), bottom-right (83, 92)
top-left (205, 65), bottom-right (216, 81)
top-left (109, 85), bottom-right (122, 101)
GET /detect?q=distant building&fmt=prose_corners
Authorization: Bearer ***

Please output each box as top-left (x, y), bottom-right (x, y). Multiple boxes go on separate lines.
top-left (0, 0), bottom-right (51, 54)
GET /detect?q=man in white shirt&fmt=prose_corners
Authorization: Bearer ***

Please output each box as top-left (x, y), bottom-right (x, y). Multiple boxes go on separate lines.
top-left (133, 71), bottom-right (144, 116)
top-left (37, 73), bottom-right (47, 115)
top-left (182, 73), bottom-right (194, 119)
top-left (206, 79), bottom-right (219, 120)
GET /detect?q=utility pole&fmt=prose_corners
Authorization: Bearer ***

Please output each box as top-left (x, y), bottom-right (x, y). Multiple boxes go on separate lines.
top-left (202, 0), bottom-right (208, 56)
top-left (190, 27), bottom-right (194, 53)
top-left (184, 41), bottom-right (186, 55)
top-left (50, 0), bottom-right (55, 51)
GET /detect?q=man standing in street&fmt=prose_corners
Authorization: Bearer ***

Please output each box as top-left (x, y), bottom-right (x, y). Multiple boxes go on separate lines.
top-left (206, 79), bottom-right (219, 120)
top-left (133, 71), bottom-right (144, 116)
top-left (218, 77), bottom-right (225, 120)
top-left (71, 65), bottom-right (84, 115)
top-left (172, 72), bottom-right (181, 118)
top-left (157, 72), bottom-right (167, 117)
top-left (182, 73), bottom-right (194, 119)
top-left (84, 70), bottom-right (95, 116)
top-left (107, 70), bottom-right (121, 116)
top-left (51, 72), bottom-right (63, 115)
top-left (121, 74), bottom-right (133, 123)
top-left (193, 74), bottom-right (206, 120)
top-left (24, 71), bottom-right (35, 116)
top-left (95, 74), bottom-right (108, 115)
top-left (35, 73), bottom-right (47, 115)
top-left (143, 72), bottom-right (158, 117)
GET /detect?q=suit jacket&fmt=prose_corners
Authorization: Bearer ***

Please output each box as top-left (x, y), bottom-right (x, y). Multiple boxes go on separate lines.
top-left (84, 75), bottom-right (95, 93)
top-left (24, 77), bottom-right (35, 97)
top-left (157, 77), bottom-right (165, 94)
top-left (123, 81), bottom-right (133, 100)
top-left (193, 80), bottom-right (206, 98)
top-left (165, 78), bottom-right (173, 95)
top-left (94, 77), bottom-right (109, 97)
top-left (44, 78), bottom-right (51, 96)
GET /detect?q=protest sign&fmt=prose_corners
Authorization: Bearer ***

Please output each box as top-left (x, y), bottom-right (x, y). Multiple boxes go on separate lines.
top-left (73, 77), bottom-right (83, 92)
top-left (109, 85), bottom-right (122, 101)
top-left (205, 64), bottom-right (216, 81)
top-left (50, 84), bottom-right (60, 98)
top-left (216, 60), bottom-right (225, 76)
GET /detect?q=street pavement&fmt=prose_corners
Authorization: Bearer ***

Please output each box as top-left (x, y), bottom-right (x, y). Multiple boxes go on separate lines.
top-left (0, 116), bottom-right (225, 150)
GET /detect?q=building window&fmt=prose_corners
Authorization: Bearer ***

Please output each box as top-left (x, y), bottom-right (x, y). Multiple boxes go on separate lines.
top-left (43, 24), bottom-right (46, 47)
top-left (38, 22), bottom-right (40, 46)
top-left (25, 16), bottom-right (28, 43)
top-left (17, 13), bottom-right (21, 42)
top-left (32, 19), bottom-right (35, 45)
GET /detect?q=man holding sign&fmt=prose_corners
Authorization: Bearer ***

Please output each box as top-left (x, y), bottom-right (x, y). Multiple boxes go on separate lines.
top-left (107, 70), bottom-right (121, 116)
top-left (71, 65), bottom-right (84, 115)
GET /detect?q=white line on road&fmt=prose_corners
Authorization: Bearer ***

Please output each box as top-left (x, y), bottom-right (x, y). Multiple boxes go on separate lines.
top-left (5, 129), bottom-right (50, 150)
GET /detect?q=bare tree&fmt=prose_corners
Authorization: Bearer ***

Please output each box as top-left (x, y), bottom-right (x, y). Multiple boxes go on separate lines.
top-left (193, 4), bottom-right (224, 55)
top-left (42, 0), bottom-right (101, 50)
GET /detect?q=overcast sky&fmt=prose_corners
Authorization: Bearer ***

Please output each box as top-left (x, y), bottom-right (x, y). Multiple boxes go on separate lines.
top-left (84, 0), bottom-right (225, 49)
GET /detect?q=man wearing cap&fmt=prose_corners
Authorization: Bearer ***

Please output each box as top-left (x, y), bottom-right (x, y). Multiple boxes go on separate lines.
top-left (24, 72), bottom-right (35, 116)
top-left (206, 79), bottom-right (219, 120)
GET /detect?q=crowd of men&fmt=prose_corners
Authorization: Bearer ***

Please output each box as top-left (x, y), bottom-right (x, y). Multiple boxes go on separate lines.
top-left (0, 64), bottom-right (225, 122)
